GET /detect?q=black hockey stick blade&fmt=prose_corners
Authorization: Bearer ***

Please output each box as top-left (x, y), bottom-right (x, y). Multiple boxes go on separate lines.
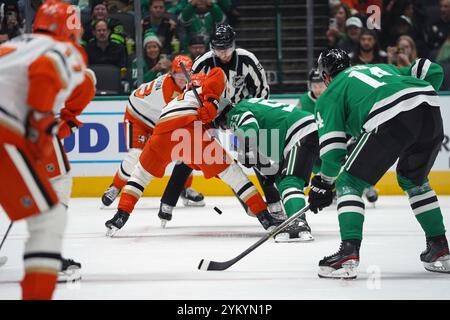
top-left (198, 205), bottom-right (310, 271)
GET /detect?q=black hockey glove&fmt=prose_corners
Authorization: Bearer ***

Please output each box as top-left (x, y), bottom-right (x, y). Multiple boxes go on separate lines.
top-left (308, 175), bottom-right (335, 213)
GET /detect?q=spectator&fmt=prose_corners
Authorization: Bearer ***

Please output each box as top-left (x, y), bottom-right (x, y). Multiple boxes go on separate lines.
top-left (326, 3), bottom-right (351, 48)
top-left (340, 0), bottom-right (383, 16)
top-left (0, 0), bottom-right (23, 39)
top-left (186, 33), bottom-right (206, 60)
top-left (82, 0), bottom-right (127, 48)
top-left (387, 35), bottom-right (417, 67)
top-left (349, 29), bottom-right (387, 65)
top-left (179, 0), bottom-right (226, 51)
top-left (426, 0), bottom-right (450, 57)
top-left (132, 32), bottom-right (171, 86)
top-left (381, 0), bottom-right (427, 56)
top-left (166, 0), bottom-right (188, 16)
top-left (85, 19), bottom-right (128, 78)
top-left (142, 0), bottom-right (176, 54)
top-left (337, 16), bottom-right (363, 53)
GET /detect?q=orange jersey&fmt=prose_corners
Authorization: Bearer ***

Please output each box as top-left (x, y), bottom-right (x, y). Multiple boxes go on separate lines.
top-left (126, 74), bottom-right (183, 129)
top-left (0, 34), bottom-right (87, 136)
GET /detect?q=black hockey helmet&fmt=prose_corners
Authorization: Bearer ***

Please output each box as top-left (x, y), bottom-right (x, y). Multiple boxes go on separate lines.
top-left (210, 23), bottom-right (236, 50)
top-left (317, 48), bottom-right (350, 79)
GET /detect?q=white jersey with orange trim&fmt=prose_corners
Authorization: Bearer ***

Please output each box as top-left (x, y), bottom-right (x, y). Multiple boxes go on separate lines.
top-left (126, 73), bottom-right (183, 129)
top-left (0, 33), bottom-right (86, 135)
top-left (154, 89), bottom-right (201, 134)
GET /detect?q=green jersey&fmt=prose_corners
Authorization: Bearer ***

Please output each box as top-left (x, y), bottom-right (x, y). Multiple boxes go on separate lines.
top-left (298, 91), bottom-right (317, 114)
top-left (316, 59), bottom-right (444, 180)
top-left (227, 98), bottom-right (317, 163)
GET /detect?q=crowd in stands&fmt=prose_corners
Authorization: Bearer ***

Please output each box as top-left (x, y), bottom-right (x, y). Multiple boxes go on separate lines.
top-left (1, 0), bottom-right (448, 92)
top-left (0, 0), bottom-right (239, 94)
top-left (326, 0), bottom-right (450, 89)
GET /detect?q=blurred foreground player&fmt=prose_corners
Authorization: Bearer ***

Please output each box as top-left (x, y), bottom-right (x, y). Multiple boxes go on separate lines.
top-left (100, 55), bottom-right (205, 208)
top-left (309, 48), bottom-right (450, 278)
top-left (0, 0), bottom-right (94, 299)
top-left (105, 68), bottom-right (284, 236)
top-left (216, 98), bottom-right (319, 242)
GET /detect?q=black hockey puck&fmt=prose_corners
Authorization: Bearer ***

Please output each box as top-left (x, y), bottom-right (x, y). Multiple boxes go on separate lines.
top-left (213, 206), bottom-right (222, 215)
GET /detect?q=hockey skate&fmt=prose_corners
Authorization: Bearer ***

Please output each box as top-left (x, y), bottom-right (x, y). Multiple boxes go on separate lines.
top-left (275, 219), bottom-right (314, 243)
top-left (181, 188), bottom-right (205, 207)
top-left (318, 240), bottom-right (361, 279)
top-left (58, 257), bottom-right (81, 283)
top-left (105, 210), bottom-right (129, 237)
top-left (364, 186), bottom-right (378, 207)
top-left (420, 235), bottom-right (450, 274)
top-left (268, 201), bottom-right (288, 220)
top-left (158, 203), bottom-right (174, 228)
top-left (101, 184), bottom-right (120, 207)
top-left (257, 210), bottom-right (285, 231)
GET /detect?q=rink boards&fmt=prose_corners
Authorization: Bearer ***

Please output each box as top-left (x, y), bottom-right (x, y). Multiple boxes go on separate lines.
top-left (65, 94), bottom-right (450, 196)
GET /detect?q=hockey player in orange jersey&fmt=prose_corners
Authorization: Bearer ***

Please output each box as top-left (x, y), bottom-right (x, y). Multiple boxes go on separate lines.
top-left (0, 0), bottom-right (95, 299)
top-left (105, 67), bottom-right (285, 236)
top-left (100, 55), bottom-right (205, 208)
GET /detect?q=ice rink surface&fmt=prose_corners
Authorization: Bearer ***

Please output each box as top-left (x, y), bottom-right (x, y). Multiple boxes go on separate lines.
top-left (1, 196), bottom-right (450, 300)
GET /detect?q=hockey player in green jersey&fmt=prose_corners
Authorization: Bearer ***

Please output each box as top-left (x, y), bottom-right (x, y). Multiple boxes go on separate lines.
top-left (297, 68), bottom-right (327, 115)
top-left (300, 68), bottom-right (379, 204)
top-left (308, 48), bottom-right (449, 278)
top-left (214, 97), bottom-right (319, 242)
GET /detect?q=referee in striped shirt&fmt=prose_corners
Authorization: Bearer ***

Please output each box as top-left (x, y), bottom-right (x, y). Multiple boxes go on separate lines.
top-left (157, 23), bottom-right (282, 222)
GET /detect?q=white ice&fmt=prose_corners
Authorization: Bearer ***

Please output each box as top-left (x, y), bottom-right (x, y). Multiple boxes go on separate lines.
top-left (1, 196), bottom-right (450, 300)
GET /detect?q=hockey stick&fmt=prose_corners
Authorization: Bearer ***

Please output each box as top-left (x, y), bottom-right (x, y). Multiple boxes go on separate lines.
top-left (198, 204), bottom-right (310, 271)
top-left (0, 222), bottom-right (13, 267)
top-left (0, 222), bottom-right (12, 250)
top-left (179, 62), bottom-right (203, 106)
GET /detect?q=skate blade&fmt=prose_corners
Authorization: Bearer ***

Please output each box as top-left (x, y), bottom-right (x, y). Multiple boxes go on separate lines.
top-left (424, 255), bottom-right (450, 274)
top-left (182, 199), bottom-right (206, 207)
top-left (160, 219), bottom-right (168, 228)
top-left (318, 260), bottom-right (359, 279)
top-left (0, 256), bottom-right (7, 267)
top-left (58, 267), bottom-right (82, 283)
top-left (106, 226), bottom-right (119, 237)
top-left (100, 203), bottom-right (110, 209)
top-left (275, 232), bottom-right (315, 243)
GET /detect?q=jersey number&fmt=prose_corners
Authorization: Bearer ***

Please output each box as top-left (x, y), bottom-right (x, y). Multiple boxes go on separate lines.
top-left (247, 98), bottom-right (295, 112)
top-left (348, 66), bottom-right (392, 88)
